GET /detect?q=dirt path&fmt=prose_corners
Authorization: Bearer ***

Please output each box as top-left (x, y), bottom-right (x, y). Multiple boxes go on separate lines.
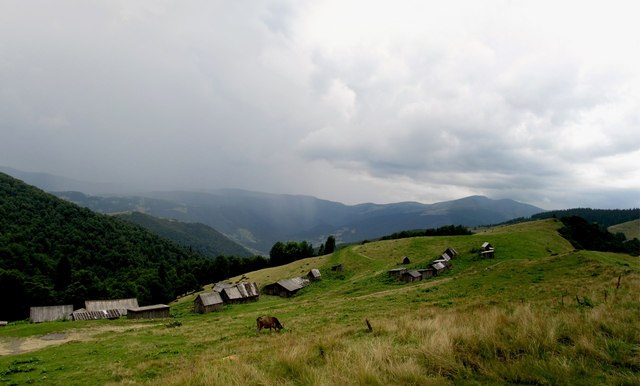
top-left (0, 324), bottom-right (154, 356)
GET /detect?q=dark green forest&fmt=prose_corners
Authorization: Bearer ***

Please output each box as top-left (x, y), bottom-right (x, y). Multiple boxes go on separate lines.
top-left (114, 211), bottom-right (253, 258)
top-left (379, 224), bottom-right (472, 241)
top-left (0, 173), bottom-right (266, 321)
top-left (559, 216), bottom-right (639, 256)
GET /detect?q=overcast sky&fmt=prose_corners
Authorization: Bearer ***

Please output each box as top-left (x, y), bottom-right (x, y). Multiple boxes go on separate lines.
top-left (1, 1), bottom-right (639, 209)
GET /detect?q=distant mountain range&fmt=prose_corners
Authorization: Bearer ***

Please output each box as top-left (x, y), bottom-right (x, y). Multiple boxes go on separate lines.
top-left (1, 167), bottom-right (545, 254)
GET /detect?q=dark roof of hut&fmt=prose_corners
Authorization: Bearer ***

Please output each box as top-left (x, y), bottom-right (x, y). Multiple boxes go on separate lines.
top-left (277, 277), bottom-right (310, 292)
top-left (403, 270), bottom-right (422, 278)
top-left (432, 261), bottom-right (447, 271)
top-left (128, 304), bottom-right (170, 312)
top-left (196, 292), bottom-right (223, 306)
top-left (85, 298), bottom-right (139, 314)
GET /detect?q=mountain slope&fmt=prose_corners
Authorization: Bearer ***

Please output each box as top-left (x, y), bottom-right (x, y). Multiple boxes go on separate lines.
top-left (113, 211), bottom-right (253, 257)
top-left (0, 172), bottom-right (214, 320)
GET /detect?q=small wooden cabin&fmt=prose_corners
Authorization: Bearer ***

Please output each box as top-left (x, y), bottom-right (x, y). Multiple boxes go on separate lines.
top-left (388, 268), bottom-right (407, 277)
top-left (72, 308), bottom-right (120, 321)
top-left (402, 256), bottom-right (411, 264)
top-left (331, 264), bottom-right (344, 272)
top-left (85, 298), bottom-right (139, 316)
top-left (220, 282), bottom-right (260, 304)
top-left (127, 304), bottom-right (170, 319)
top-left (418, 268), bottom-right (435, 279)
top-left (431, 261), bottom-right (447, 275)
top-left (401, 270), bottom-right (422, 282)
top-left (307, 269), bottom-right (322, 281)
top-left (263, 277), bottom-right (310, 297)
top-left (443, 247), bottom-right (458, 259)
top-left (30, 305), bottom-right (73, 323)
top-left (480, 242), bottom-right (495, 258)
top-left (194, 292), bottom-right (224, 313)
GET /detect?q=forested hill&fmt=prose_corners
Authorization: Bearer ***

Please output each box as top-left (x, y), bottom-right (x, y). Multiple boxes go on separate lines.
top-left (114, 211), bottom-right (253, 258)
top-left (532, 208), bottom-right (639, 228)
top-left (0, 173), bottom-right (218, 321)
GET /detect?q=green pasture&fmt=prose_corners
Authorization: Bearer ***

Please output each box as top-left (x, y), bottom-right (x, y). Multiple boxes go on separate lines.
top-left (1, 219), bottom-right (638, 385)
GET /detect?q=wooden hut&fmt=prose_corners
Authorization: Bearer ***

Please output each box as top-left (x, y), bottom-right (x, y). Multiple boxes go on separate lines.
top-left (263, 277), bottom-right (310, 297)
top-left (213, 282), bottom-right (234, 293)
top-left (85, 298), bottom-right (139, 316)
top-left (331, 264), bottom-right (343, 272)
top-left (480, 242), bottom-right (495, 258)
top-left (431, 261), bottom-right (447, 275)
top-left (307, 269), bottom-right (322, 281)
top-left (72, 308), bottom-right (120, 321)
top-left (0, 321), bottom-right (7, 327)
top-left (388, 268), bottom-right (407, 277)
top-left (401, 256), bottom-right (411, 264)
top-left (30, 305), bottom-right (73, 323)
top-left (418, 268), bottom-right (435, 279)
top-left (443, 247), bottom-right (458, 259)
top-left (433, 258), bottom-right (452, 268)
top-left (127, 304), bottom-right (170, 319)
top-left (401, 270), bottom-right (422, 282)
top-left (220, 282), bottom-right (260, 304)
top-left (194, 292), bottom-right (224, 313)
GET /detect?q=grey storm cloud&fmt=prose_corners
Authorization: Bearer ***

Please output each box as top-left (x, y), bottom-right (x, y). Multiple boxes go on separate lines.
top-left (1, 0), bottom-right (639, 209)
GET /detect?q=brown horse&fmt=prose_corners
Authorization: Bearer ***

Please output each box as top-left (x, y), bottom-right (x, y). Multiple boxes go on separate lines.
top-left (256, 315), bottom-right (284, 333)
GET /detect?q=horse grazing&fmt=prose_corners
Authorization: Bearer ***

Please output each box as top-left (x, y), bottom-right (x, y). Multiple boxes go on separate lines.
top-left (256, 316), bottom-right (284, 333)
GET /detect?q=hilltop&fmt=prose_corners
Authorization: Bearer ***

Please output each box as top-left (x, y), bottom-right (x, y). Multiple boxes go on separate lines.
top-left (1, 218), bottom-right (638, 385)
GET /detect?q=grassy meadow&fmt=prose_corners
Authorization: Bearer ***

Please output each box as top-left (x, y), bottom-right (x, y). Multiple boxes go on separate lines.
top-left (1, 219), bottom-right (639, 385)
top-left (609, 219), bottom-right (640, 241)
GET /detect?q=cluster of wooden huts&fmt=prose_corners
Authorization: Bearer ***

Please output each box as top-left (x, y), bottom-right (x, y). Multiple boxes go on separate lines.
top-left (29, 298), bottom-right (170, 323)
top-left (193, 281), bottom-right (260, 313)
top-left (389, 247), bottom-right (458, 282)
top-left (194, 269), bottom-right (322, 314)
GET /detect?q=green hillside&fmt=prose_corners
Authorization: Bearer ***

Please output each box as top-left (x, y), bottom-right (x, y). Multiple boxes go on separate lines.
top-left (114, 211), bottom-right (253, 258)
top-left (609, 219), bottom-right (640, 241)
top-left (1, 219), bottom-right (639, 385)
top-left (0, 173), bottom-right (215, 320)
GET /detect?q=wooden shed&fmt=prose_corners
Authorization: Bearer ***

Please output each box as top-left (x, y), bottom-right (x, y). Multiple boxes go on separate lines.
top-left (443, 247), bottom-right (458, 259)
top-left (480, 242), bottom-right (495, 258)
top-left (431, 261), bottom-right (447, 275)
top-left (85, 298), bottom-right (139, 316)
top-left (72, 308), bottom-right (120, 321)
top-left (127, 304), bottom-right (170, 319)
top-left (263, 277), bottom-right (310, 297)
top-left (220, 282), bottom-right (260, 304)
top-left (194, 292), bottom-right (224, 313)
top-left (401, 270), bottom-right (422, 282)
top-left (307, 269), bottom-right (322, 281)
top-left (402, 256), bottom-right (411, 264)
top-left (30, 305), bottom-right (73, 323)
top-left (388, 268), bottom-right (407, 277)
top-left (433, 258), bottom-right (452, 268)
top-left (440, 253), bottom-right (452, 262)
top-left (418, 268), bottom-right (435, 279)
top-left (331, 264), bottom-right (343, 272)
